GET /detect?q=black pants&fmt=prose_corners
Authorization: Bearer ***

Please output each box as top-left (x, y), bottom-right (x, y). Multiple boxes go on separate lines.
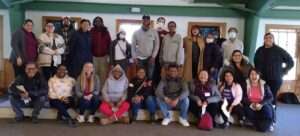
top-left (113, 59), bottom-right (129, 72)
top-left (219, 101), bottom-right (244, 123)
top-left (266, 79), bottom-right (282, 105)
top-left (189, 99), bottom-right (219, 120)
top-left (13, 64), bottom-right (25, 78)
top-left (50, 97), bottom-right (74, 119)
top-left (78, 96), bottom-right (100, 115)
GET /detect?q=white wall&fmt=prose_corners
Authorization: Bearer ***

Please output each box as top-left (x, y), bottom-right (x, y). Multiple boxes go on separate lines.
top-left (256, 18), bottom-right (300, 49)
top-left (0, 9), bottom-right (11, 58)
top-left (25, 10), bottom-right (245, 41)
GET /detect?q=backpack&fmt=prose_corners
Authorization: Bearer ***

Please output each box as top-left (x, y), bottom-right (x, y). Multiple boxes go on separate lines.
top-left (278, 92), bottom-right (299, 104)
top-left (197, 112), bottom-right (213, 131)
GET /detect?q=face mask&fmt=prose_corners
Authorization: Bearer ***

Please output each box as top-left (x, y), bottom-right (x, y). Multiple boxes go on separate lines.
top-left (228, 32), bottom-right (237, 39)
top-left (192, 31), bottom-right (199, 36)
top-left (119, 34), bottom-right (126, 40)
top-left (157, 22), bottom-right (164, 28)
top-left (206, 38), bottom-right (214, 43)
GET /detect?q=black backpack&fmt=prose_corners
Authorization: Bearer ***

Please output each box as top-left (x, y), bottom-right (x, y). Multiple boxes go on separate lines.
top-left (278, 92), bottom-right (300, 104)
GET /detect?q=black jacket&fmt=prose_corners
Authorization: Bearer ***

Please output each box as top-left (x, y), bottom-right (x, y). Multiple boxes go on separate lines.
top-left (127, 78), bottom-right (154, 101)
top-left (203, 43), bottom-right (223, 71)
top-left (8, 73), bottom-right (48, 98)
top-left (109, 39), bottom-right (131, 64)
top-left (254, 45), bottom-right (294, 81)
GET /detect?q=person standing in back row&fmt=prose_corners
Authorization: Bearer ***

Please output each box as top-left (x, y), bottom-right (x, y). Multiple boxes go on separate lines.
top-left (10, 19), bottom-right (38, 77)
top-left (222, 27), bottom-right (244, 64)
top-left (91, 16), bottom-right (112, 86)
top-left (132, 15), bottom-right (160, 84)
top-left (254, 32), bottom-right (294, 106)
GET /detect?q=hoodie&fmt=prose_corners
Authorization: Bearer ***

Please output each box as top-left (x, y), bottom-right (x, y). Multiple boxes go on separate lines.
top-left (102, 65), bottom-right (129, 103)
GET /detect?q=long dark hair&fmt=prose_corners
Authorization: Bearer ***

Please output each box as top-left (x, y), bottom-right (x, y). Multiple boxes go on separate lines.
top-left (194, 70), bottom-right (212, 92)
top-left (220, 69), bottom-right (237, 85)
top-left (230, 50), bottom-right (247, 67)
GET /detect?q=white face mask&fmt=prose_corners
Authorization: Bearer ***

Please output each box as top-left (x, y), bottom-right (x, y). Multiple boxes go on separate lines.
top-left (119, 34), bottom-right (126, 40)
top-left (228, 32), bottom-right (237, 39)
top-left (206, 38), bottom-right (214, 43)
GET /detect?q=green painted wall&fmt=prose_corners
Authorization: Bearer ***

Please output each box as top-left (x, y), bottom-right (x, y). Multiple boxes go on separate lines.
top-left (9, 4), bottom-right (25, 32)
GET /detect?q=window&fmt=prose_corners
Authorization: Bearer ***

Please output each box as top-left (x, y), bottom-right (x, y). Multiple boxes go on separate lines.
top-left (116, 19), bottom-right (154, 44)
top-left (269, 28), bottom-right (297, 80)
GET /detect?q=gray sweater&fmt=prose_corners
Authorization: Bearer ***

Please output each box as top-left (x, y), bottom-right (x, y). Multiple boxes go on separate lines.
top-left (160, 33), bottom-right (184, 65)
top-left (74, 75), bottom-right (101, 98)
top-left (132, 28), bottom-right (160, 59)
top-left (156, 77), bottom-right (189, 100)
top-left (189, 80), bottom-right (221, 104)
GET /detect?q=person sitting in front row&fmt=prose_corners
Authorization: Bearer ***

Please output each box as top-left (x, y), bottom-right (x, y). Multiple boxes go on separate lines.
top-left (218, 70), bottom-right (244, 128)
top-left (243, 68), bottom-right (274, 132)
top-left (75, 62), bottom-right (101, 123)
top-left (48, 64), bottom-right (76, 127)
top-left (99, 65), bottom-right (130, 125)
top-left (156, 64), bottom-right (190, 127)
top-left (8, 62), bottom-right (48, 123)
top-left (127, 67), bottom-right (157, 123)
top-left (189, 70), bottom-right (221, 128)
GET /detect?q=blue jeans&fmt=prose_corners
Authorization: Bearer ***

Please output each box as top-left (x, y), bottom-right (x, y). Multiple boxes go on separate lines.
top-left (9, 95), bottom-right (47, 118)
top-left (78, 96), bottom-right (100, 115)
top-left (131, 96), bottom-right (156, 117)
top-left (157, 97), bottom-right (189, 119)
top-left (137, 58), bottom-right (155, 80)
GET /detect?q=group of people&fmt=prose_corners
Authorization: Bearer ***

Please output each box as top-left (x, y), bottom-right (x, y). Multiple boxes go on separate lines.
top-left (8, 15), bottom-right (294, 133)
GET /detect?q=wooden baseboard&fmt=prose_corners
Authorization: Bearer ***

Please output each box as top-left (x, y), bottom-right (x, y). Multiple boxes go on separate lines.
top-left (0, 59), bottom-right (14, 94)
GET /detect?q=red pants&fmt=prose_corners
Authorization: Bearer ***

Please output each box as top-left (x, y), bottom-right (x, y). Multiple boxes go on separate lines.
top-left (99, 101), bottom-right (130, 118)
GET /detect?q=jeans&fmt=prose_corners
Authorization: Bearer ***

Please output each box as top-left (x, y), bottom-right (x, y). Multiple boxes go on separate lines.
top-left (131, 96), bottom-right (156, 117)
top-left (137, 58), bottom-right (155, 80)
top-left (50, 97), bottom-right (74, 119)
top-left (78, 96), bottom-right (100, 115)
top-left (244, 104), bottom-right (274, 132)
top-left (9, 95), bottom-right (47, 118)
top-left (157, 97), bottom-right (189, 119)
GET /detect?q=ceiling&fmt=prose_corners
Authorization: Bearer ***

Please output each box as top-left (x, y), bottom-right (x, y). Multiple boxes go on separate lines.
top-left (2, 0), bottom-right (300, 14)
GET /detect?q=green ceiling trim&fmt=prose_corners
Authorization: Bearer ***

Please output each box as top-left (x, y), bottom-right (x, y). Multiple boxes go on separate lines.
top-left (22, 1), bottom-right (244, 17)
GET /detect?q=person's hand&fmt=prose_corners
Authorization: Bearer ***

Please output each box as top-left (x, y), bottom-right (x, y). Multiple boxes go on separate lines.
top-left (62, 97), bottom-right (70, 104)
top-left (132, 96), bottom-right (142, 104)
top-left (228, 105), bottom-right (234, 113)
top-left (170, 98), bottom-right (179, 107)
top-left (202, 101), bottom-right (208, 107)
top-left (164, 97), bottom-right (172, 105)
top-left (20, 91), bottom-right (29, 98)
top-left (117, 101), bottom-right (124, 107)
top-left (17, 57), bottom-right (22, 66)
top-left (147, 80), bottom-right (152, 86)
top-left (255, 103), bottom-right (263, 111)
top-left (197, 100), bottom-right (202, 107)
top-left (149, 57), bottom-right (155, 64)
top-left (133, 58), bottom-right (138, 64)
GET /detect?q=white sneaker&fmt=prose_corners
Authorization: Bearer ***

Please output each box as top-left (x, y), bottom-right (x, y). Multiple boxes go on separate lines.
top-left (179, 117), bottom-right (190, 127)
top-left (76, 115), bottom-right (85, 123)
top-left (161, 118), bottom-right (171, 126)
top-left (88, 115), bottom-right (94, 123)
top-left (269, 125), bottom-right (274, 132)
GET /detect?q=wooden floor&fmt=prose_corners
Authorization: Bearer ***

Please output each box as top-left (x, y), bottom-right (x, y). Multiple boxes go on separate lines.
top-left (0, 104), bottom-right (299, 136)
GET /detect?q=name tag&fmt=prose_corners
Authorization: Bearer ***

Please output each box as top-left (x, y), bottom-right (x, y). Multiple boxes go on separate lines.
top-left (204, 92), bottom-right (211, 97)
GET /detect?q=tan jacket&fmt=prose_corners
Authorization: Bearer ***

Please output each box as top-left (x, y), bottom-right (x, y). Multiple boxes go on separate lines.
top-left (38, 33), bottom-right (65, 67)
top-left (182, 36), bottom-right (205, 82)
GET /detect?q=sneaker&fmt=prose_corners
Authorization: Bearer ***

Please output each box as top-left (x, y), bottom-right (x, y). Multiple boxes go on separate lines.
top-left (32, 116), bottom-right (39, 124)
top-left (87, 115), bottom-right (94, 123)
top-left (14, 116), bottom-right (24, 123)
top-left (178, 117), bottom-right (190, 127)
top-left (100, 117), bottom-right (114, 125)
top-left (221, 122), bottom-right (230, 129)
top-left (76, 115), bottom-right (85, 123)
top-left (161, 118), bottom-right (171, 126)
top-left (149, 114), bottom-right (156, 124)
top-left (119, 116), bottom-right (130, 124)
top-left (269, 125), bottom-right (274, 132)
